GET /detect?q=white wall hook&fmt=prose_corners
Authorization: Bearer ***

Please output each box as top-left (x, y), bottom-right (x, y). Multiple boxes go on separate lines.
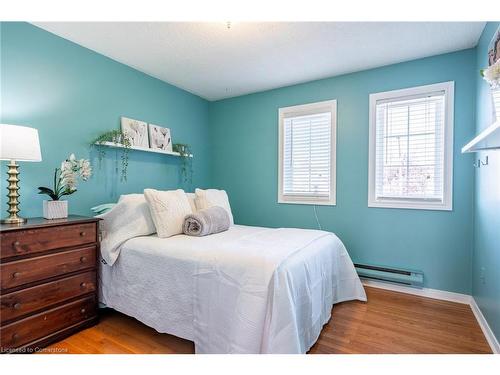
top-left (473, 155), bottom-right (489, 168)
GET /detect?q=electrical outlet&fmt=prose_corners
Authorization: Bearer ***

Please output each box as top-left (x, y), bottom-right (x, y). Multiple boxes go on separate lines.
top-left (480, 266), bottom-right (486, 285)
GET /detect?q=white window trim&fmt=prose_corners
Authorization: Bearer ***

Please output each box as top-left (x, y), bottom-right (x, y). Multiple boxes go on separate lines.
top-left (278, 99), bottom-right (337, 206)
top-left (368, 81), bottom-right (454, 211)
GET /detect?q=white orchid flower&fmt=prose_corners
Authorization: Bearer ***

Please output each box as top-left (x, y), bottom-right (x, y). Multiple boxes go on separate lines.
top-left (57, 154), bottom-right (92, 193)
top-left (483, 60), bottom-right (500, 88)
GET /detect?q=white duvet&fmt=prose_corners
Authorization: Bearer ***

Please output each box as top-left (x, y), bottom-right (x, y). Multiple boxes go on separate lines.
top-left (100, 225), bottom-right (366, 354)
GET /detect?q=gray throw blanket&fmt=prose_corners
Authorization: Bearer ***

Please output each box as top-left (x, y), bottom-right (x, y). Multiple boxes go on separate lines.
top-left (183, 206), bottom-right (230, 236)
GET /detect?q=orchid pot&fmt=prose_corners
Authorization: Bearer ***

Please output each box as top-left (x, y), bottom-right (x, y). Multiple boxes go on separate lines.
top-left (43, 200), bottom-right (68, 219)
top-left (492, 86), bottom-right (500, 119)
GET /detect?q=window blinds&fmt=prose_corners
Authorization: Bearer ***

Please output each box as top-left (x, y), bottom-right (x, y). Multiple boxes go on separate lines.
top-left (374, 91), bottom-right (446, 202)
top-left (282, 112), bottom-right (331, 199)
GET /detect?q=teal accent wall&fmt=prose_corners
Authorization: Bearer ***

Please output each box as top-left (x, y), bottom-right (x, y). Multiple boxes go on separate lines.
top-left (0, 22), bottom-right (210, 218)
top-left (209, 49), bottom-right (477, 293)
top-left (0, 22), bottom-right (488, 298)
top-left (473, 22), bottom-right (500, 341)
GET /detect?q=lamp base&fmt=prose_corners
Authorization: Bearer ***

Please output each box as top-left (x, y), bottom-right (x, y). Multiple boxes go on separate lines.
top-left (1, 216), bottom-right (27, 224)
top-left (2, 160), bottom-right (26, 225)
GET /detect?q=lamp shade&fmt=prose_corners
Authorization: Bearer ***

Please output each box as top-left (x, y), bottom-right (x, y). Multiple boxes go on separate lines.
top-left (0, 124), bottom-right (42, 162)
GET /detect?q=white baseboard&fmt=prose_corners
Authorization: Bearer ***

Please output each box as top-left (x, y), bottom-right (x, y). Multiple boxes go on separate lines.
top-left (470, 297), bottom-right (500, 354)
top-left (362, 279), bottom-right (472, 304)
top-left (362, 279), bottom-right (499, 354)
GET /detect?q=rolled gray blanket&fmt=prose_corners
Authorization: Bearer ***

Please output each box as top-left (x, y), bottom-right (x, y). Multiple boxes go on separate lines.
top-left (183, 206), bottom-right (230, 236)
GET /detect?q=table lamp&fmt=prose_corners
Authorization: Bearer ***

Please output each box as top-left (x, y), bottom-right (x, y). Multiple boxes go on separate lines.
top-left (0, 124), bottom-right (42, 224)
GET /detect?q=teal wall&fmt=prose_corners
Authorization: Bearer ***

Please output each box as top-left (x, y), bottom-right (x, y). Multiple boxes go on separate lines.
top-left (473, 22), bottom-right (500, 341)
top-left (0, 22), bottom-right (211, 218)
top-left (1, 22), bottom-right (490, 299)
top-left (209, 49), bottom-right (477, 294)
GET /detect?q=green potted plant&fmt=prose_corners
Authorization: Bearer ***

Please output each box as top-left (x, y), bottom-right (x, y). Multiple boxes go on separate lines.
top-left (38, 154), bottom-right (92, 219)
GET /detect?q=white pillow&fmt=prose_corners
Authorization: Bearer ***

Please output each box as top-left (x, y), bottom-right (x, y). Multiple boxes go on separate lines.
top-left (186, 193), bottom-right (197, 213)
top-left (195, 188), bottom-right (234, 225)
top-left (144, 189), bottom-right (193, 238)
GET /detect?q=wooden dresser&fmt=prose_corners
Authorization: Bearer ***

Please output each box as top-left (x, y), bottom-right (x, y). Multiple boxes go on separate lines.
top-left (0, 215), bottom-right (100, 353)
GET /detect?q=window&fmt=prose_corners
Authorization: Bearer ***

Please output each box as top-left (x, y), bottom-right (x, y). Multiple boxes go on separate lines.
top-left (278, 100), bottom-right (336, 205)
top-left (368, 82), bottom-right (454, 210)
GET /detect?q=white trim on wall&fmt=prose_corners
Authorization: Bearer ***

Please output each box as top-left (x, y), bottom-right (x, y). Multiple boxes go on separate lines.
top-left (362, 279), bottom-right (471, 304)
top-left (470, 297), bottom-right (500, 354)
top-left (362, 279), bottom-right (499, 353)
top-left (367, 81), bottom-right (455, 211)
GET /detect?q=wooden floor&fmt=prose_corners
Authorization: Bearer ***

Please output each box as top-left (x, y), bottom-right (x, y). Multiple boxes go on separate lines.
top-left (42, 286), bottom-right (492, 354)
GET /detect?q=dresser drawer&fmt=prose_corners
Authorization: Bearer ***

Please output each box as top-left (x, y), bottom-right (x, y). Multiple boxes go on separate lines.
top-left (1, 271), bottom-right (96, 323)
top-left (1, 295), bottom-right (96, 349)
top-left (0, 222), bottom-right (96, 259)
top-left (1, 246), bottom-right (96, 291)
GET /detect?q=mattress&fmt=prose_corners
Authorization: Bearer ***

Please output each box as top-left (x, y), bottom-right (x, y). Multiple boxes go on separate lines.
top-left (99, 224), bottom-right (366, 353)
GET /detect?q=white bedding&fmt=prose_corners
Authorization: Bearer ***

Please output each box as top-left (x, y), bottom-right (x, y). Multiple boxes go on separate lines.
top-left (100, 225), bottom-right (366, 353)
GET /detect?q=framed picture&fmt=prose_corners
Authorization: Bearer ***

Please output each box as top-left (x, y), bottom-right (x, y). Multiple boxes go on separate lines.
top-left (121, 117), bottom-right (148, 147)
top-left (487, 26), bottom-right (500, 122)
top-left (148, 124), bottom-right (173, 152)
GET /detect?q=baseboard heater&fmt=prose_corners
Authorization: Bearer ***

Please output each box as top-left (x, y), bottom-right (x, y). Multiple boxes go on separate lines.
top-left (354, 263), bottom-right (424, 288)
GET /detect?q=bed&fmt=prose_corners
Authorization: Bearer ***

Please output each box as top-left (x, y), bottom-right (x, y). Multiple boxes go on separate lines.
top-left (99, 222), bottom-right (366, 354)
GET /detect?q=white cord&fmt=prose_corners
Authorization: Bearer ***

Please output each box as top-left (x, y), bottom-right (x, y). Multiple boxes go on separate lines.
top-left (313, 205), bottom-right (322, 230)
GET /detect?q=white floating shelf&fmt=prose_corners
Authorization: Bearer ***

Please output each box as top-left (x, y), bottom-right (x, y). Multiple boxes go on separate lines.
top-left (462, 121), bottom-right (500, 153)
top-left (95, 142), bottom-right (192, 157)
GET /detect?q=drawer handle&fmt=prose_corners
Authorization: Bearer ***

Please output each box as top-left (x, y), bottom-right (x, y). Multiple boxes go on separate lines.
top-left (13, 302), bottom-right (22, 310)
top-left (81, 308), bottom-right (86, 314)
top-left (12, 333), bottom-right (20, 342)
top-left (80, 231), bottom-right (86, 237)
top-left (80, 282), bottom-right (87, 289)
top-left (12, 272), bottom-right (21, 278)
top-left (12, 241), bottom-right (22, 252)
top-left (80, 256), bottom-right (87, 263)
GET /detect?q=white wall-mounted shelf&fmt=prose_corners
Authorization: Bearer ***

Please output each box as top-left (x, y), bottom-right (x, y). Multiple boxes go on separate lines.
top-left (462, 121), bottom-right (500, 153)
top-left (95, 142), bottom-right (193, 157)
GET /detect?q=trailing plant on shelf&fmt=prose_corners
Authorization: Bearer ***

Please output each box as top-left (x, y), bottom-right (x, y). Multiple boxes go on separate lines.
top-left (90, 130), bottom-right (131, 181)
top-left (173, 143), bottom-right (193, 184)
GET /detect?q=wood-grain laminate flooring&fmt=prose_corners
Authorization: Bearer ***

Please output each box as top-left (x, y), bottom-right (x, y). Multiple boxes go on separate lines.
top-left (41, 286), bottom-right (492, 354)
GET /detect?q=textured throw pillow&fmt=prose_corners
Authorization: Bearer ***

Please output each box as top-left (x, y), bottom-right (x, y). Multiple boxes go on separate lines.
top-left (194, 188), bottom-right (234, 225)
top-left (144, 189), bottom-right (193, 238)
top-left (186, 193), bottom-right (197, 213)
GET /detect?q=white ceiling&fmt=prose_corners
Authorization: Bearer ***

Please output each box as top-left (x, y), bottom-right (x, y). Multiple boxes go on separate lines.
top-left (33, 22), bottom-right (485, 101)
